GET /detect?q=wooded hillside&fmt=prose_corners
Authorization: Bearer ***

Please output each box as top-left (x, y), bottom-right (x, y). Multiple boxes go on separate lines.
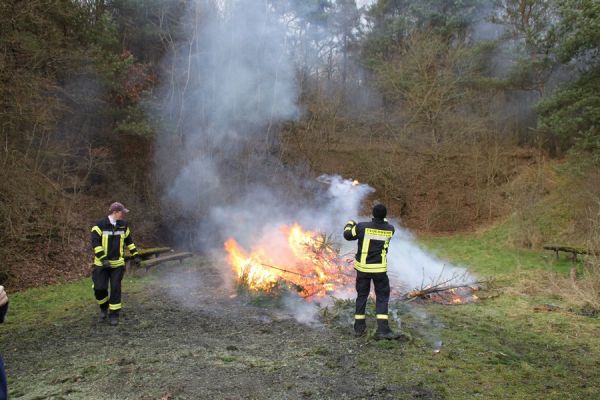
top-left (1, 0), bottom-right (598, 289)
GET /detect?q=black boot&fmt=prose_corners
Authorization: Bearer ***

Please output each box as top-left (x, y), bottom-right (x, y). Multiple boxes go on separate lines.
top-left (375, 319), bottom-right (398, 340)
top-left (98, 308), bottom-right (108, 322)
top-left (109, 312), bottom-right (119, 326)
top-left (354, 320), bottom-right (366, 337)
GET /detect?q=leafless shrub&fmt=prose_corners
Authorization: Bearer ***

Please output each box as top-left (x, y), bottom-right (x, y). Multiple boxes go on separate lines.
top-left (544, 264), bottom-right (600, 313)
top-left (505, 153), bottom-right (556, 248)
top-left (515, 195), bottom-right (600, 312)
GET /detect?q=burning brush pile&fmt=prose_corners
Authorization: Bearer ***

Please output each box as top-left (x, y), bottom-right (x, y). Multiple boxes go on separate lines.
top-left (224, 224), bottom-right (355, 299)
top-left (224, 223), bottom-right (482, 304)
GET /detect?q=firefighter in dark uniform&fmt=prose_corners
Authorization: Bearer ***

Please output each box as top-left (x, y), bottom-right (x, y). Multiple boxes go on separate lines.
top-left (91, 202), bottom-right (140, 326)
top-left (344, 203), bottom-right (398, 339)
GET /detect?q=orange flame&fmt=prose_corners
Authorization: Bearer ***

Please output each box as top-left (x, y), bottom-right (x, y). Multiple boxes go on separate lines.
top-left (427, 286), bottom-right (478, 305)
top-left (224, 239), bottom-right (279, 292)
top-left (224, 224), bottom-right (353, 299)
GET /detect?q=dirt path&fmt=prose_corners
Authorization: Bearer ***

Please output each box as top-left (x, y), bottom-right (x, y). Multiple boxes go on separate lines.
top-left (3, 259), bottom-right (432, 400)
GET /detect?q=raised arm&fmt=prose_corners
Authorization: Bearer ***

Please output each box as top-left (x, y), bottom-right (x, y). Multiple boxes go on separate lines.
top-left (343, 220), bottom-right (358, 241)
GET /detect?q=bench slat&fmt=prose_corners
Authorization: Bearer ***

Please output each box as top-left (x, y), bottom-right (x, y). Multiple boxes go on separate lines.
top-left (125, 247), bottom-right (172, 260)
top-left (138, 252), bottom-right (194, 269)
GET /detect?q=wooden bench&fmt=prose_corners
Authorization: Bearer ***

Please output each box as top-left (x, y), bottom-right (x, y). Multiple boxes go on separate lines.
top-left (138, 252), bottom-right (194, 270)
top-left (543, 245), bottom-right (598, 261)
top-left (125, 247), bottom-right (194, 272)
top-left (125, 247), bottom-right (173, 261)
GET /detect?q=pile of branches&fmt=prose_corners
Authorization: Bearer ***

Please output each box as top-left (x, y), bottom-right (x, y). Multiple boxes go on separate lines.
top-left (401, 270), bottom-right (486, 304)
top-left (256, 233), bottom-right (355, 298)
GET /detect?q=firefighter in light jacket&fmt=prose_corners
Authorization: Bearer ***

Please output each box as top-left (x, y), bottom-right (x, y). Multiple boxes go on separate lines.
top-left (91, 202), bottom-right (140, 326)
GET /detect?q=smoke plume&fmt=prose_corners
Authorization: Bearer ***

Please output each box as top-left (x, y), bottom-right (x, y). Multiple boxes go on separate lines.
top-left (154, 0), bottom-right (474, 322)
top-left (155, 0), bottom-right (302, 250)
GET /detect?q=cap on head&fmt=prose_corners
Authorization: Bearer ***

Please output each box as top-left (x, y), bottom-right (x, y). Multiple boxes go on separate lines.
top-left (372, 203), bottom-right (387, 219)
top-left (109, 202), bottom-right (129, 214)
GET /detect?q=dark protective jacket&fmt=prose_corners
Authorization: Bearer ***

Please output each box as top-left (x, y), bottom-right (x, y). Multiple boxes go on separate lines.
top-left (91, 217), bottom-right (138, 267)
top-left (0, 301), bottom-right (7, 400)
top-left (0, 303), bottom-right (7, 323)
top-left (343, 218), bottom-right (395, 273)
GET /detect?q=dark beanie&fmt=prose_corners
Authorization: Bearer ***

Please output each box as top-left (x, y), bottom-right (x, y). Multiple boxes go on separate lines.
top-left (372, 204), bottom-right (387, 219)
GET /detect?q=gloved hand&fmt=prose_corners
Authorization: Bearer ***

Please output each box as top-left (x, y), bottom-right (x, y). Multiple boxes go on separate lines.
top-left (101, 259), bottom-right (111, 269)
top-left (133, 256), bottom-right (142, 265)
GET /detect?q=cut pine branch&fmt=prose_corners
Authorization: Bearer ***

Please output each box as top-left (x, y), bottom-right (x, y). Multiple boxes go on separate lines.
top-left (401, 269), bottom-right (487, 301)
top-left (259, 262), bottom-right (311, 277)
top-left (402, 282), bottom-right (483, 300)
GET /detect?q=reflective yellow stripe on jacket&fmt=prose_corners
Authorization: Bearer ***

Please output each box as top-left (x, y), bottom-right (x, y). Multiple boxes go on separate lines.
top-left (355, 228), bottom-right (393, 273)
top-left (92, 226), bottom-right (127, 267)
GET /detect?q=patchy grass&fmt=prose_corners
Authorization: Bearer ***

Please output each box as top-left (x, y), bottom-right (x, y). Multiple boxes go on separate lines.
top-left (4, 270), bottom-right (152, 331)
top-left (3, 260), bottom-right (402, 399)
top-left (492, 162), bottom-right (600, 249)
top-left (343, 227), bottom-right (600, 399)
top-left (354, 296), bottom-right (600, 400)
top-left (421, 227), bottom-right (576, 276)
top-left (3, 250), bottom-right (599, 399)
top-left (346, 229), bottom-right (600, 399)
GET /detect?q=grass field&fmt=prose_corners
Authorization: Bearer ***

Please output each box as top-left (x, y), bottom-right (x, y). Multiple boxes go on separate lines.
top-left (2, 231), bottom-right (599, 399)
top-left (364, 229), bottom-right (600, 399)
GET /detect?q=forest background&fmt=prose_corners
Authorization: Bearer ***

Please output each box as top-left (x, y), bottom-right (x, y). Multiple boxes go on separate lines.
top-left (1, 0), bottom-right (598, 291)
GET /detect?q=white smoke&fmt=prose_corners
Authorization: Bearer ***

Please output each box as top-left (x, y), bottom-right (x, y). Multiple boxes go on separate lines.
top-left (245, 174), bottom-right (476, 325)
top-left (386, 227), bottom-right (474, 289)
top-left (280, 293), bottom-right (322, 327)
top-left (154, 1), bottom-right (474, 325)
top-left (330, 178), bottom-right (475, 292)
top-left (155, 0), bottom-right (301, 247)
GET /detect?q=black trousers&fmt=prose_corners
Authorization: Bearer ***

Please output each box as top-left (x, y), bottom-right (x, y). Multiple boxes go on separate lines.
top-left (355, 270), bottom-right (390, 316)
top-left (92, 266), bottom-right (125, 315)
